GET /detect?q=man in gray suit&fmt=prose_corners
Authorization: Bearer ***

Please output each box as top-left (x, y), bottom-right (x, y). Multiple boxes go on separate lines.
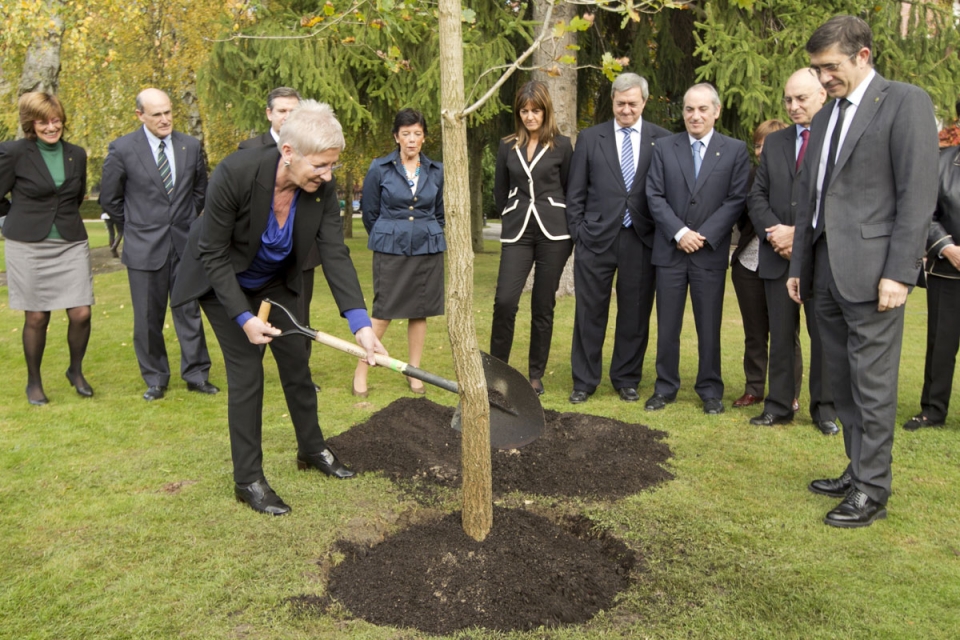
top-left (747, 68), bottom-right (839, 435)
top-left (788, 16), bottom-right (938, 527)
top-left (100, 88), bottom-right (218, 401)
top-left (645, 83), bottom-right (750, 415)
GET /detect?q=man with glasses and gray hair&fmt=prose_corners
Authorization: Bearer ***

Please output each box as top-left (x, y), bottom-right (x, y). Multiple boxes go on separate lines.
top-left (788, 15), bottom-right (938, 527)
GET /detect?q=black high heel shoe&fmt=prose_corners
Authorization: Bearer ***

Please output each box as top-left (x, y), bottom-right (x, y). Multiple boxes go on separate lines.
top-left (530, 378), bottom-right (545, 396)
top-left (65, 370), bottom-right (94, 397)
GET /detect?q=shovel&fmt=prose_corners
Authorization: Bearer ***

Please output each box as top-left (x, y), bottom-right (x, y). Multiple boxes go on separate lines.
top-left (256, 299), bottom-right (543, 449)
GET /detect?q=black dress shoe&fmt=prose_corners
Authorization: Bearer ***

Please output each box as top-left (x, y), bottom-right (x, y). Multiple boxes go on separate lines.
top-left (568, 389), bottom-right (592, 404)
top-left (750, 412), bottom-right (793, 426)
top-left (143, 386), bottom-right (166, 401)
top-left (815, 420), bottom-right (840, 435)
top-left (703, 398), bottom-right (725, 415)
top-left (823, 489), bottom-right (887, 528)
top-left (808, 471), bottom-right (851, 498)
top-left (644, 393), bottom-right (675, 411)
top-left (65, 370), bottom-right (94, 397)
top-left (235, 478), bottom-right (291, 516)
top-left (618, 387), bottom-right (640, 402)
top-left (186, 380), bottom-right (220, 395)
top-left (530, 378), bottom-right (544, 396)
top-left (297, 448), bottom-right (355, 479)
top-left (902, 414), bottom-right (944, 431)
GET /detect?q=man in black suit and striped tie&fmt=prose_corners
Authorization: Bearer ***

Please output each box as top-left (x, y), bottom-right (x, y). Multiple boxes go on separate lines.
top-left (100, 88), bottom-right (218, 401)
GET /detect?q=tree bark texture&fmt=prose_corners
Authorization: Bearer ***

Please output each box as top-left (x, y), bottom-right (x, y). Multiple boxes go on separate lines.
top-left (17, 1), bottom-right (65, 138)
top-left (468, 128), bottom-right (485, 254)
top-left (438, 0), bottom-right (493, 542)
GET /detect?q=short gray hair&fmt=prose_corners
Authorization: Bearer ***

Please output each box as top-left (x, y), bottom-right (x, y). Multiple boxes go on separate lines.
top-left (278, 100), bottom-right (345, 155)
top-left (684, 83), bottom-right (721, 109)
top-left (611, 73), bottom-right (649, 101)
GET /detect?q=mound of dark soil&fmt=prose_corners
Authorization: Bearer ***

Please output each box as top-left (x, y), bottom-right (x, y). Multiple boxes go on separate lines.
top-left (328, 397), bottom-right (673, 498)
top-left (308, 507), bottom-right (636, 635)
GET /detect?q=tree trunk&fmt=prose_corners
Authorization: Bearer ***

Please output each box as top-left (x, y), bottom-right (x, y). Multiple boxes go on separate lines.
top-left (528, 0), bottom-right (577, 298)
top-left (468, 128), bottom-right (485, 254)
top-left (342, 170), bottom-right (355, 239)
top-left (439, 0), bottom-right (493, 542)
top-left (181, 84), bottom-right (208, 165)
top-left (17, 0), bottom-right (65, 136)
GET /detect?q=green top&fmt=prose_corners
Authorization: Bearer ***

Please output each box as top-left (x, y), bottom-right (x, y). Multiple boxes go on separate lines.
top-left (36, 139), bottom-right (65, 240)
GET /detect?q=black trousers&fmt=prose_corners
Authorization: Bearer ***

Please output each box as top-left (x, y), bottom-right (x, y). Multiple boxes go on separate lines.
top-left (731, 260), bottom-right (769, 397)
top-left (127, 246), bottom-right (211, 388)
top-left (654, 260), bottom-right (726, 401)
top-left (920, 275), bottom-right (960, 422)
top-left (299, 267), bottom-right (316, 361)
top-left (199, 280), bottom-right (325, 484)
top-left (490, 224), bottom-right (572, 379)
top-left (571, 228), bottom-right (655, 391)
top-left (761, 271), bottom-right (809, 417)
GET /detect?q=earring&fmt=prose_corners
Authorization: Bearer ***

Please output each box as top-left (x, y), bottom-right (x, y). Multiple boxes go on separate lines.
top-left (283, 160), bottom-right (290, 167)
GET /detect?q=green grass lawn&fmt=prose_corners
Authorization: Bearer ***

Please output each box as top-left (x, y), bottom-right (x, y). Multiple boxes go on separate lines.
top-left (1, 221), bottom-right (958, 639)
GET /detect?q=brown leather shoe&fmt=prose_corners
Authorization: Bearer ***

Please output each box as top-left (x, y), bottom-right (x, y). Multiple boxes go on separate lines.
top-left (733, 393), bottom-right (763, 408)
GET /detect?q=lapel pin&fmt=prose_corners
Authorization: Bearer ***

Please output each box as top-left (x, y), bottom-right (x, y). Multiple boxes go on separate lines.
top-left (316, 197), bottom-right (321, 202)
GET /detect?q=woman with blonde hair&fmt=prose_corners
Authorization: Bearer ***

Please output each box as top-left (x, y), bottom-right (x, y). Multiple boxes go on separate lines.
top-left (0, 92), bottom-right (94, 405)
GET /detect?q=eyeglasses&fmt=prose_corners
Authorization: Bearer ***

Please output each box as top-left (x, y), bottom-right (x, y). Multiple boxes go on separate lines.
top-left (35, 118), bottom-right (63, 128)
top-left (297, 152), bottom-right (342, 175)
top-left (810, 54), bottom-right (857, 76)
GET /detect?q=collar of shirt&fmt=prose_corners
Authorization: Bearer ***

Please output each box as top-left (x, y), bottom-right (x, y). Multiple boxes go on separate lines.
top-left (688, 128), bottom-right (715, 156)
top-left (270, 128), bottom-right (280, 144)
top-left (844, 68), bottom-right (876, 110)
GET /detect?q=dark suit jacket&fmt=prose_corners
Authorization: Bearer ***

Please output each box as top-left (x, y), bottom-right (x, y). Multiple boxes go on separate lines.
top-left (790, 73), bottom-right (939, 302)
top-left (171, 145), bottom-right (364, 320)
top-left (0, 138), bottom-right (87, 242)
top-left (494, 135), bottom-right (572, 242)
top-left (747, 126), bottom-right (811, 280)
top-left (566, 118), bottom-right (672, 253)
top-left (99, 128), bottom-right (207, 271)
top-left (238, 132), bottom-right (276, 150)
top-left (646, 130), bottom-right (751, 270)
top-left (235, 132), bottom-right (322, 271)
top-left (926, 145), bottom-right (960, 279)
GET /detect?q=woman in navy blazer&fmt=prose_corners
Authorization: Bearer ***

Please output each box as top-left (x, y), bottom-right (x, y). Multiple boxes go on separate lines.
top-left (353, 109), bottom-right (445, 396)
top-left (489, 81), bottom-right (573, 396)
top-left (0, 92), bottom-right (94, 405)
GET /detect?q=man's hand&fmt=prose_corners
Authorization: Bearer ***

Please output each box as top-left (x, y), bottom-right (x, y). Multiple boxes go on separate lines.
top-left (355, 326), bottom-right (387, 366)
top-left (942, 244), bottom-right (960, 271)
top-left (787, 277), bottom-right (802, 305)
top-left (877, 278), bottom-right (908, 312)
top-left (765, 224), bottom-right (795, 259)
top-left (677, 230), bottom-right (706, 254)
top-left (242, 316), bottom-right (281, 345)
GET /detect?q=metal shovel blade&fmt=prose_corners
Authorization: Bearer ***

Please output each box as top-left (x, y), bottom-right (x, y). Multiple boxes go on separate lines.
top-left (451, 352), bottom-right (544, 450)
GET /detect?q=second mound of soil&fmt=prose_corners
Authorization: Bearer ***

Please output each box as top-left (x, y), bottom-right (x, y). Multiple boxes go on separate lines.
top-left (312, 507), bottom-right (637, 635)
top-left (329, 397), bottom-right (673, 498)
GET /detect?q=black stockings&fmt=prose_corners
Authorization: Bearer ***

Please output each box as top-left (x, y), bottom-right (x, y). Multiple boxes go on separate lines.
top-left (22, 306), bottom-right (91, 404)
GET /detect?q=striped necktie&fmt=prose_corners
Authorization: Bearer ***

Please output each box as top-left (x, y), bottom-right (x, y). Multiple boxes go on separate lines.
top-left (157, 140), bottom-right (174, 198)
top-left (620, 127), bottom-right (635, 228)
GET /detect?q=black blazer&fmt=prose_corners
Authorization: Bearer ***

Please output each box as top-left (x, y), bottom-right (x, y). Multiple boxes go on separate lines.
top-left (238, 132), bottom-right (276, 151)
top-left (171, 145), bottom-right (365, 320)
top-left (926, 145), bottom-right (960, 280)
top-left (0, 138), bottom-right (88, 242)
top-left (494, 135), bottom-right (572, 242)
top-left (747, 125), bottom-right (812, 280)
top-left (646, 130), bottom-right (751, 270)
top-left (566, 119), bottom-right (672, 253)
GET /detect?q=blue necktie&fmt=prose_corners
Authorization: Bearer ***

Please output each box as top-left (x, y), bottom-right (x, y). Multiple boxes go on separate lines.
top-left (620, 127), bottom-right (635, 228)
top-left (692, 140), bottom-right (703, 179)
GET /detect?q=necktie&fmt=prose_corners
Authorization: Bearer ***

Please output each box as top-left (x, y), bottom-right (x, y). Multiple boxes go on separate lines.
top-left (796, 129), bottom-right (810, 171)
top-left (817, 99), bottom-right (850, 228)
top-left (692, 140), bottom-right (703, 179)
top-left (620, 127), bottom-right (635, 228)
top-left (157, 140), bottom-right (174, 198)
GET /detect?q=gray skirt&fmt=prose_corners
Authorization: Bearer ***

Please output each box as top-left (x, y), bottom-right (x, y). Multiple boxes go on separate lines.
top-left (5, 237), bottom-right (95, 311)
top-left (372, 251), bottom-right (444, 319)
